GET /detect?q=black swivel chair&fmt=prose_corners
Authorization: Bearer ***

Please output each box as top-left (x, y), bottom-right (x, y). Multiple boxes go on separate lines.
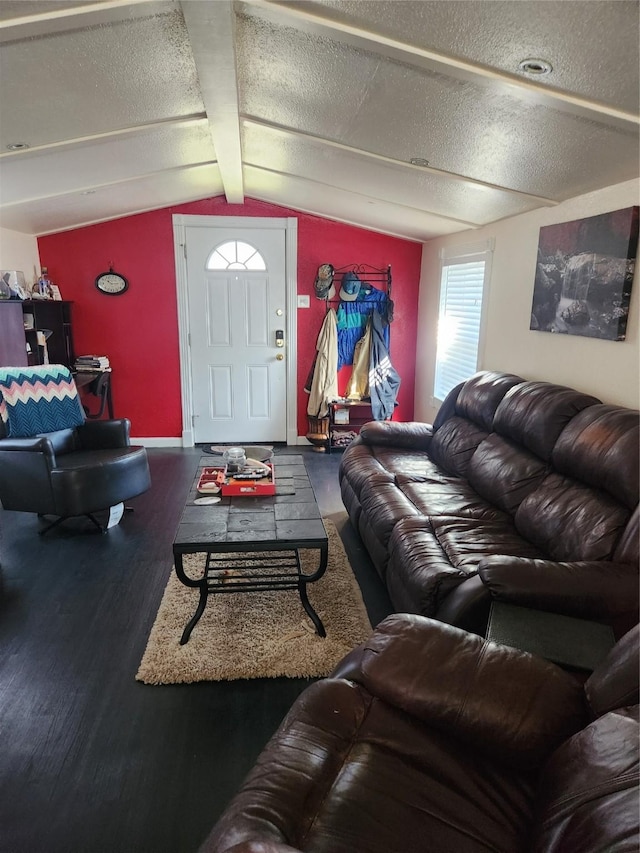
top-left (0, 364), bottom-right (151, 534)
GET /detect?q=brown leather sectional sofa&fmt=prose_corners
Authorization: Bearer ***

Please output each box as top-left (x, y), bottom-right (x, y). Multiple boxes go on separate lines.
top-left (201, 617), bottom-right (639, 852)
top-left (339, 371), bottom-right (639, 634)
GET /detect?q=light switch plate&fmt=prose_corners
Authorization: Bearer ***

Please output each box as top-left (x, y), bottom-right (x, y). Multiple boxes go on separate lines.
top-left (297, 294), bottom-right (310, 308)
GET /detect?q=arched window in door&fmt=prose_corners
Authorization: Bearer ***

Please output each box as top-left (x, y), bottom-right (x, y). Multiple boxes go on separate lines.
top-left (206, 240), bottom-right (266, 271)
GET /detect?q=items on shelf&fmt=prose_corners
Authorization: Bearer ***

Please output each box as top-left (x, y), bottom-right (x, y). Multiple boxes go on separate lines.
top-left (32, 267), bottom-right (54, 299)
top-left (0, 270), bottom-right (28, 301)
top-left (330, 429), bottom-right (358, 448)
top-left (75, 354), bottom-right (110, 371)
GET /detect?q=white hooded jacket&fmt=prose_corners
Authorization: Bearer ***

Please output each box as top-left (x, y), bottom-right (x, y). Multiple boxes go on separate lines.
top-left (306, 308), bottom-right (338, 418)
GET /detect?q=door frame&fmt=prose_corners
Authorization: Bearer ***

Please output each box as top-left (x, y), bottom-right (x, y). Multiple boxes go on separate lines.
top-left (172, 214), bottom-right (298, 447)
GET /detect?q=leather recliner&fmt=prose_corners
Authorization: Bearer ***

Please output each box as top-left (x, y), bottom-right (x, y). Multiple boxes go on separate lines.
top-left (0, 364), bottom-right (150, 533)
top-left (200, 616), bottom-right (639, 853)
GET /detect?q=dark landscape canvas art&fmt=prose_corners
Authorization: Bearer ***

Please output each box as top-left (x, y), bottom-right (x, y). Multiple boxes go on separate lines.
top-left (530, 206), bottom-right (639, 341)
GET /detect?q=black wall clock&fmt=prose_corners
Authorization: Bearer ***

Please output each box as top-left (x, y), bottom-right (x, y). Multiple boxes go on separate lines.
top-left (95, 267), bottom-right (128, 295)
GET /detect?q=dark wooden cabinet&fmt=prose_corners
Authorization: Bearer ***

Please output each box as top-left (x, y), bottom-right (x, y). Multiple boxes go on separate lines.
top-left (0, 300), bottom-right (75, 368)
top-left (0, 301), bottom-right (29, 366)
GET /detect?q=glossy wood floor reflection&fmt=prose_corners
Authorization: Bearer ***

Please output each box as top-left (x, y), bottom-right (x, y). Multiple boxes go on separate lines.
top-left (0, 446), bottom-right (392, 853)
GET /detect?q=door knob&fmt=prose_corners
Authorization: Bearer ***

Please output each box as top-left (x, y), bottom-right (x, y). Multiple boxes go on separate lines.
top-left (276, 353), bottom-right (284, 361)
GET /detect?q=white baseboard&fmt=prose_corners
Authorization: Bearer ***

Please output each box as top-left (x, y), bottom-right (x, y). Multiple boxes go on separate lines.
top-left (133, 437), bottom-right (313, 448)
top-left (132, 437), bottom-right (185, 447)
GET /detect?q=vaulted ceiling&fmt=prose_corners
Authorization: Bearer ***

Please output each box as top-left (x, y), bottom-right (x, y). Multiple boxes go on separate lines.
top-left (0, 0), bottom-right (638, 240)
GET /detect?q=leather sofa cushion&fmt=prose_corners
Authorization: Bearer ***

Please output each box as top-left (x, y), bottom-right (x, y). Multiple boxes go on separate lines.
top-left (532, 706), bottom-right (639, 853)
top-left (375, 449), bottom-right (448, 483)
top-left (358, 512), bottom-right (394, 578)
top-left (358, 480), bottom-right (422, 547)
top-left (387, 518), bottom-right (480, 616)
top-left (50, 446), bottom-right (150, 516)
top-left (467, 433), bottom-right (549, 515)
top-left (515, 473), bottom-right (632, 561)
top-left (204, 678), bottom-right (537, 853)
top-left (385, 516), bottom-right (545, 617)
top-left (429, 416), bottom-right (489, 477)
top-left (336, 615), bottom-right (587, 770)
top-left (337, 442), bottom-right (394, 496)
top-left (431, 515), bottom-right (545, 571)
top-left (454, 370), bottom-right (523, 431)
top-left (492, 381), bottom-right (600, 461)
top-left (399, 479), bottom-right (508, 521)
top-left (585, 625), bottom-right (640, 718)
top-left (358, 420), bottom-right (434, 449)
top-left (552, 404), bottom-right (639, 509)
top-left (614, 505), bottom-right (639, 563)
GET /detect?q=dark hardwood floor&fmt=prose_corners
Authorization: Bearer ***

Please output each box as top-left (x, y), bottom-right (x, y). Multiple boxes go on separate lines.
top-left (0, 446), bottom-right (392, 853)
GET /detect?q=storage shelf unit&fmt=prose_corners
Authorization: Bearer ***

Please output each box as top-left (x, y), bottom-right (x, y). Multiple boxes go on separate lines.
top-left (327, 400), bottom-right (375, 453)
top-left (0, 300), bottom-right (75, 368)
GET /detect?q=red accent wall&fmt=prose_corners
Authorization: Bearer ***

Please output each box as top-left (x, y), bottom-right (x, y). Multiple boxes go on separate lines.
top-left (38, 197), bottom-right (422, 439)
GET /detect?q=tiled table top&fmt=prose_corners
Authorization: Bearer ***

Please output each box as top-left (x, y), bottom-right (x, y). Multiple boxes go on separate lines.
top-left (173, 455), bottom-right (327, 550)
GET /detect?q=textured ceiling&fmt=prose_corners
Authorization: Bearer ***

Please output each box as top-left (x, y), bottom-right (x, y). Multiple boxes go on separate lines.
top-left (0, 0), bottom-right (638, 239)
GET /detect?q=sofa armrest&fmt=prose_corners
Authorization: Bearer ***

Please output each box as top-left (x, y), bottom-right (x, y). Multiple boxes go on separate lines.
top-left (332, 614), bottom-right (586, 769)
top-left (478, 556), bottom-right (639, 618)
top-left (0, 435), bottom-right (56, 460)
top-left (0, 435), bottom-right (53, 453)
top-left (358, 420), bottom-right (433, 450)
top-left (76, 418), bottom-right (131, 449)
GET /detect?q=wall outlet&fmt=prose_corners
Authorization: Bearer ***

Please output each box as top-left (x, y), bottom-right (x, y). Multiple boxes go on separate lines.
top-left (297, 294), bottom-right (310, 308)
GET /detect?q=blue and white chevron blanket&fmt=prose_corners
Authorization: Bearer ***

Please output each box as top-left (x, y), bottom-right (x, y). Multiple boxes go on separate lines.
top-left (0, 364), bottom-right (85, 438)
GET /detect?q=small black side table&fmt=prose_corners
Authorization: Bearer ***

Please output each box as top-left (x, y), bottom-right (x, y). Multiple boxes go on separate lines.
top-left (487, 601), bottom-right (616, 672)
top-left (75, 370), bottom-right (114, 419)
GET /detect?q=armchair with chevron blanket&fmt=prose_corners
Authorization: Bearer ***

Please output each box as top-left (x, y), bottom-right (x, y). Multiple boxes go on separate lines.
top-left (0, 365), bottom-right (151, 534)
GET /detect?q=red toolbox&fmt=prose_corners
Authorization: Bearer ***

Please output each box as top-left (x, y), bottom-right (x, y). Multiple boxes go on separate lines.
top-left (220, 462), bottom-right (276, 496)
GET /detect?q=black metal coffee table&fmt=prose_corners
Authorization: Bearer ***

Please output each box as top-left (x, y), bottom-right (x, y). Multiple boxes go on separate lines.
top-left (173, 455), bottom-right (328, 645)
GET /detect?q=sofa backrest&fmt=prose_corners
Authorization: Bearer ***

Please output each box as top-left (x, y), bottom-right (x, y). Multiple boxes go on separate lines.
top-left (532, 625), bottom-right (639, 852)
top-left (429, 371), bottom-right (523, 477)
top-left (492, 381), bottom-right (602, 462)
top-left (515, 404), bottom-right (639, 562)
top-left (466, 381), bottom-right (600, 515)
top-left (552, 405), bottom-right (639, 510)
top-left (531, 705), bottom-right (639, 852)
top-left (430, 372), bottom-right (638, 563)
top-left (585, 623), bottom-right (639, 718)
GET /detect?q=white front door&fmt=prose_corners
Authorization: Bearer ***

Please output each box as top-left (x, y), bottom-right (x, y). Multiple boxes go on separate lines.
top-left (184, 223), bottom-right (289, 444)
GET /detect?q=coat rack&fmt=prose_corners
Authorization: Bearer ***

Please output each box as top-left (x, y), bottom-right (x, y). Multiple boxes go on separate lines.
top-left (325, 264), bottom-right (392, 311)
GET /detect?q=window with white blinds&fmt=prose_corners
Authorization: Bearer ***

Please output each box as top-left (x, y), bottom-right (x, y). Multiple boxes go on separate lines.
top-left (434, 254), bottom-right (488, 401)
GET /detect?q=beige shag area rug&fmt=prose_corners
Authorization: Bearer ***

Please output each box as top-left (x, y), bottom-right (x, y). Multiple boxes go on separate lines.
top-left (136, 520), bottom-right (372, 684)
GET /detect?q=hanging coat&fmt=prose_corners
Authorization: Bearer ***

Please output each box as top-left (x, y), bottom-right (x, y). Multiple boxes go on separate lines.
top-left (369, 310), bottom-right (400, 420)
top-left (336, 286), bottom-right (389, 369)
top-left (307, 308), bottom-right (338, 418)
top-left (345, 315), bottom-right (372, 401)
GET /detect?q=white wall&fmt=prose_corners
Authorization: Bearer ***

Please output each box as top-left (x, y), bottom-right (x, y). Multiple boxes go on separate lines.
top-left (0, 227), bottom-right (40, 288)
top-left (416, 179), bottom-right (640, 423)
